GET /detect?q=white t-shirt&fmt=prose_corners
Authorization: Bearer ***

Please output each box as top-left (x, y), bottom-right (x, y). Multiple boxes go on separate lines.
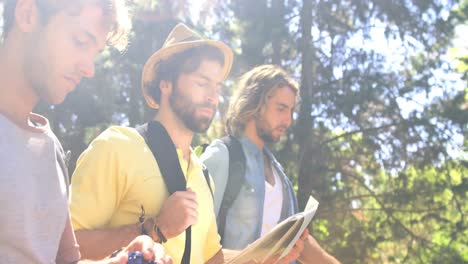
top-left (261, 166), bottom-right (283, 236)
top-left (0, 113), bottom-right (80, 263)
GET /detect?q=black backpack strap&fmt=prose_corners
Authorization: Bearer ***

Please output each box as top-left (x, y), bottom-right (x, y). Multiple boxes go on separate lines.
top-left (138, 124), bottom-right (214, 199)
top-left (200, 143), bottom-right (210, 153)
top-left (136, 121), bottom-right (191, 264)
top-left (202, 166), bottom-right (214, 199)
top-left (217, 135), bottom-right (246, 243)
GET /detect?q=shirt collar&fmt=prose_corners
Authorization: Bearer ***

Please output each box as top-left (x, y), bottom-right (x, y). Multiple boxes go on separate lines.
top-left (238, 135), bottom-right (263, 157)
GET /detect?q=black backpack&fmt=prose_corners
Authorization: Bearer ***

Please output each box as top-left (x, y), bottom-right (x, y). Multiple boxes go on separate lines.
top-left (136, 121), bottom-right (212, 264)
top-left (203, 136), bottom-right (247, 243)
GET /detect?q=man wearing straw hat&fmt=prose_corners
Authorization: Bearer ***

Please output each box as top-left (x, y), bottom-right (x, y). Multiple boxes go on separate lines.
top-left (68, 23), bottom-right (305, 263)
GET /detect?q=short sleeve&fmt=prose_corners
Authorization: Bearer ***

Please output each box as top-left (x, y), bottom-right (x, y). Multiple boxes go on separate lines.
top-left (69, 133), bottom-right (123, 230)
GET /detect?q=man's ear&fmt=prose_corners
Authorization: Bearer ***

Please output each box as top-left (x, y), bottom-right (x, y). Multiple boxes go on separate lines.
top-left (15, 0), bottom-right (40, 33)
top-left (160, 80), bottom-right (173, 97)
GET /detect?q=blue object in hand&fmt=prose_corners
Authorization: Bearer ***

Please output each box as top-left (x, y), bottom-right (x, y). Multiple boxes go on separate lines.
top-left (127, 251), bottom-right (156, 264)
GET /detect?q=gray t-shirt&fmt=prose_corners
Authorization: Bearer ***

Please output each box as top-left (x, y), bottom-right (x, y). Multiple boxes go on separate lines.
top-left (0, 113), bottom-right (80, 263)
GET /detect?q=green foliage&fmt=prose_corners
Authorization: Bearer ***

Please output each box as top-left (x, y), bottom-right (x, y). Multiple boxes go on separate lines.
top-left (212, 0), bottom-right (467, 262)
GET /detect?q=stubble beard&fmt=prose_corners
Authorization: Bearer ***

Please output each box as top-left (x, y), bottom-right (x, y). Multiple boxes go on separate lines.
top-left (169, 85), bottom-right (216, 133)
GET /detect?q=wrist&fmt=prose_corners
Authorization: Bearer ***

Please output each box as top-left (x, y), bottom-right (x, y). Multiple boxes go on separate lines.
top-left (141, 217), bottom-right (153, 237)
top-left (138, 205), bottom-right (151, 238)
top-left (109, 247), bottom-right (125, 258)
top-left (152, 218), bottom-right (168, 243)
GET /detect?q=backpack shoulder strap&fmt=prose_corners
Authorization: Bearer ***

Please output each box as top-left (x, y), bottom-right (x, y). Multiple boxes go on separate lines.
top-left (136, 121), bottom-right (191, 264)
top-left (217, 135), bottom-right (246, 242)
top-left (137, 121), bottom-right (187, 193)
top-left (202, 166), bottom-right (214, 199)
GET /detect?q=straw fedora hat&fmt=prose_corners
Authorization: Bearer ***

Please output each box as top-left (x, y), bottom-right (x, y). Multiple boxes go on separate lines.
top-left (141, 23), bottom-right (233, 109)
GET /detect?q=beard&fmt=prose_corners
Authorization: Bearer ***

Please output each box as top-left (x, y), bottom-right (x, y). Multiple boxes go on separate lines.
top-left (169, 85), bottom-right (216, 133)
top-left (255, 116), bottom-right (287, 143)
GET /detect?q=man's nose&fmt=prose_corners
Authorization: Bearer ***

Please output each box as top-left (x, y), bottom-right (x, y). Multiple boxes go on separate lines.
top-left (78, 57), bottom-right (96, 78)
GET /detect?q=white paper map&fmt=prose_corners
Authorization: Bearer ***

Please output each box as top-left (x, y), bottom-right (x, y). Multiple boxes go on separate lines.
top-left (227, 196), bottom-right (319, 264)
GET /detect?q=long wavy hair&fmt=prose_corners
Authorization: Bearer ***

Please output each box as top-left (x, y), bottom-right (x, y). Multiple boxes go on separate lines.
top-left (225, 64), bottom-right (299, 137)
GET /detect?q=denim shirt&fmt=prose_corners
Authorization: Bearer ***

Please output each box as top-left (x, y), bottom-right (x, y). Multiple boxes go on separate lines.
top-left (201, 136), bottom-right (298, 250)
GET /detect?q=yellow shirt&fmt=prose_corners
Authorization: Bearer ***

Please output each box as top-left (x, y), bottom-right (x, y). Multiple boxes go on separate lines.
top-left (69, 126), bottom-right (221, 263)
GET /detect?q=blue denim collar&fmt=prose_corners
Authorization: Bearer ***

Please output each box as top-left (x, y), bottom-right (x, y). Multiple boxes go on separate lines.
top-left (238, 135), bottom-right (263, 157)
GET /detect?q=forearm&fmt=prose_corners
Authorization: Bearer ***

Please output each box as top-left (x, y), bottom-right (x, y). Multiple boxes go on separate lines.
top-left (76, 260), bottom-right (106, 264)
top-left (204, 249), bottom-right (234, 264)
top-left (206, 249), bottom-right (259, 264)
top-left (75, 223), bottom-right (140, 260)
top-left (205, 249), bottom-right (224, 264)
top-left (299, 235), bottom-right (340, 264)
top-left (76, 257), bottom-right (125, 264)
top-left (220, 249), bottom-right (239, 263)
top-left (73, 258), bottom-right (113, 264)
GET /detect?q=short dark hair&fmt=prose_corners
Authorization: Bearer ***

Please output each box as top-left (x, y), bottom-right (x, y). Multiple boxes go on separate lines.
top-left (2, 0), bottom-right (131, 50)
top-left (147, 45), bottom-right (225, 104)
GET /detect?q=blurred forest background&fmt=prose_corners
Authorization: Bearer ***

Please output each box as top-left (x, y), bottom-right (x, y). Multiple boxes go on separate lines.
top-left (2, 0), bottom-right (467, 263)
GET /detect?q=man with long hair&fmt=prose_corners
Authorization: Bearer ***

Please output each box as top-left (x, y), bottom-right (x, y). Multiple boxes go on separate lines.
top-left (202, 64), bottom-right (340, 263)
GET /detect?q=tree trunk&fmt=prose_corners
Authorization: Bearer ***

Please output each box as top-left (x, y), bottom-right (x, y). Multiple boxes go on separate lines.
top-left (295, 0), bottom-right (316, 210)
top-left (128, 71), bottom-right (141, 127)
top-left (234, 0), bottom-right (268, 68)
top-left (271, 0), bottom-right (285, 65)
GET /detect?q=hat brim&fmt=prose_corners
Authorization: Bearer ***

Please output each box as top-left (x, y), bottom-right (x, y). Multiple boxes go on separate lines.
top-left (141, 40), bottom-right (233, 109)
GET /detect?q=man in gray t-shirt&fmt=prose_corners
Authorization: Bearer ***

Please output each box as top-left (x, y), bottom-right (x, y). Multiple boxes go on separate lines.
top-left (0, 1), bottom-right (170, 263)
top-left (0, 113), bottom-right (80, 263)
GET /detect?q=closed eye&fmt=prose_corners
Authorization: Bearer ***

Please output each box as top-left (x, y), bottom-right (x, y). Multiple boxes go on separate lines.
top-left (73, 37), bottom-right (87, 48)
top-left (277, 106), bottom-right (288, 112)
